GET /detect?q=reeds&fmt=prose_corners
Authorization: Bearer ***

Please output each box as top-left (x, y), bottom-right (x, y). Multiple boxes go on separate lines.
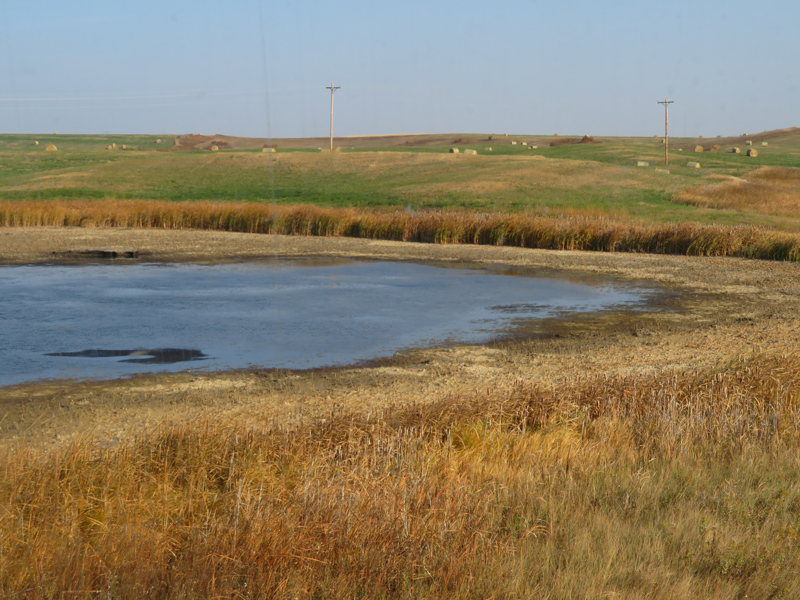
top-left (2, 353), bottom-right (800, 598)
top-left (3, 199), bottom-right (800, 261)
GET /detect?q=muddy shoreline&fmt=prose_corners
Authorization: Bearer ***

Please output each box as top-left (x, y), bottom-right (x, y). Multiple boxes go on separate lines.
top-left (2, 227), bottom-right (799, 450)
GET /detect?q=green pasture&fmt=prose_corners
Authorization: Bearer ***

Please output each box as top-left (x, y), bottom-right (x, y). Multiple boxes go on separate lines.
top-left (1, 131), bottom-right (799, 230)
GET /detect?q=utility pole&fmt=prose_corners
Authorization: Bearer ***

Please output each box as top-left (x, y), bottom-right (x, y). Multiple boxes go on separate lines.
top-left (326, 82), bottom-right (341, 152)
top-left (657, 98), bottom-right (674, 166)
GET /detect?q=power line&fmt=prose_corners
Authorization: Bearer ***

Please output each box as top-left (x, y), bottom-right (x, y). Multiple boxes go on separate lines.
top-left (326, 82), bottom-right (340, 152)
top-left (657, 98), bottom-right (674, 166)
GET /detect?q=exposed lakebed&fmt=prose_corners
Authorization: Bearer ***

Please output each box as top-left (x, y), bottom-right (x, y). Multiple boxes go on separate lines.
top-left (0, 259), bottom-right (656, 387)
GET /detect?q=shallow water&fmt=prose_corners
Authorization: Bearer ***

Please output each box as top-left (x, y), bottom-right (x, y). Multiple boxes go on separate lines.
top-left (0, 259), bottom-right (652, 386)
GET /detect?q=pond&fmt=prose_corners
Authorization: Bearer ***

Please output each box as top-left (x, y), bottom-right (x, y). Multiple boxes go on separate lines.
top-left (0, 259), bottom-right (655, 387)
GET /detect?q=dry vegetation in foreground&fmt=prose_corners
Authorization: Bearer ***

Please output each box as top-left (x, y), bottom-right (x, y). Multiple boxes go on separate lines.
top-left (3, 199), bottom-right (800, 261)
top-left (674, 166), bottom-right (800, 217)
top-left (2, 353), bottom-right (800, 599)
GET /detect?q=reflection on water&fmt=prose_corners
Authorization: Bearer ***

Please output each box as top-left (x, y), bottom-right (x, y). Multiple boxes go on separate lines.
top-left (0, 259), bottom-right (652, 386)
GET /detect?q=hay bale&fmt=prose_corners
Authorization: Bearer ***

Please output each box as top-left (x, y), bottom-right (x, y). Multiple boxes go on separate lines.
top-left (712, 144), bottom-right (721, 151)
top-left (511, 141), bottom-right (517, 145)
top-left (52, 131), bottom-right (57, 135)
top-left (521, 142), bottom-right (527, 146)
top-left (694, 145), bottom-right (704, 153)
top-left (745, 140), bottom-right (752, 145)
top-left (45, 144), bottom-right (57, 151)
top-left (211, 145), bottom-right (219, 151)
top-left (732, 147), bottom-right (741, 153)
top-left (464, 149), bottom-right (478, 155)
top-left (262, 148), bottom-right (276, 153)
top-left (553, 133), bottom-right (558, 137)
top-left (112, 143), bottom-right (116, 148)
top-left (503, 133), bottom-right (508, 137)
top-left (156, 139), bottom-right (161, 144)
top-left (637, 161), bottom-right (649, 167)
top-left (33, 141), bottom-right (39, 146)
top-left (530, 145), bottom-right (538, 149)
top-left (698, 135), bottom-right (703, 139)
top-left (687, 162), bottom-right (701, 168)
top-left (761, 142), bottom-right (768, 147)
top-left (747, 149), bottom-right (758, 157)
top-left (121, 145), bottom-right (128, 150)
top-left (654, 168), bottom-right (670, 174)
top-left (487, 147), bottom-right (492, 151)
top-left (106, 146), bottom-right (113, 150)
top-left (449, 148), bottom-right (460, 154)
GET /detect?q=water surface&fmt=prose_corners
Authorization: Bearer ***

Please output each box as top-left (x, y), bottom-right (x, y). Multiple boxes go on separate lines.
top-left (0, 259), bottom-right (651, 386)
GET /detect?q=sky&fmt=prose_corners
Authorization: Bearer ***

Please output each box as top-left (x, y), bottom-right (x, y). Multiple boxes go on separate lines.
top-left (1, 0), bottom-right (798, 138)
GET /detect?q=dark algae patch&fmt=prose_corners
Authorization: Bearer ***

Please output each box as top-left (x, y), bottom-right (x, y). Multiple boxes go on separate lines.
top-left (45, 348), bottom-right (208, 364)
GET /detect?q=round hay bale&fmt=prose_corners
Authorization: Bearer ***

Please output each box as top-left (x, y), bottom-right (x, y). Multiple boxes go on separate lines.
top-left (698, 135), bottom-right (703, 139)
top-left (45, 144), bottom-right (57, 151)
top-left (732, 147), bottom-right (741, 153)
top-left (464, 149), bottom-right (477, 155)
top-left (211, 145), bottom-right (219, 151)
top-left (106, 145), bottom-right (113, 150)
top-left (521, 142), bottom-right (527, 146)
top-left (262, 148), bottom-right (276, 153)
top-left (121, 145), bottom-right (128, 150)
top-left (52, 131), bottom-right (58, 135)
top-left (503, 133), bottom-right (508, 137)
top-left (747, 149), bottom-right (758, 157)
top-left (449, 148), bottom-right (460, 154)
top-left (553, 133), bottom-right (558, 137)
top-left (745, 140), bottom-right (753, 145)
top-left (33, 141), bottom-right (39, 146)
top-left (487, 147), bottom-right (492, 151)
top-left (156, 139), bottom-right (161, 144)
top-left (687, 161), bottom-right (701, 168)
top-left (511, 141), bottom-right (517, 145)
top-left (694, 145), bottom-right (704, 153)
top-left (112, 143), bottom-right (116, 148)
top-left (761, 142), bottom-right (768, 147)
top-left (712, 144), bottom-right (721, 151)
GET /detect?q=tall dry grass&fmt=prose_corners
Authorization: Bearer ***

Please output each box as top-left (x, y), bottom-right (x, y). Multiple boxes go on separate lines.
top-left (3, 199), bottom-right (800, 261)
top-left (674, 166), bottom-right (800, 218)
top-left (2, 353), bottom-right (800, 598)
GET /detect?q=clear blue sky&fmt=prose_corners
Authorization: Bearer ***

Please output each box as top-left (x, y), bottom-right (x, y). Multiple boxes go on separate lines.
top-left (1, 0), bottom-right (797, 138)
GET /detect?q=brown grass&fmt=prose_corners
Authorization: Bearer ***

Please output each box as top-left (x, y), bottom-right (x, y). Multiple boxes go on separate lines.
top-left (2, 353), bottom-right (800, 598)
top-left (3, 200), bottom-right (800, 261)
top-left (674, 166), bottom-right (800, 218)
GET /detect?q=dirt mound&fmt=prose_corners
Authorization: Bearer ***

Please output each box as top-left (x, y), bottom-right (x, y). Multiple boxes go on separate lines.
top-left (549, 135), bottom-right (600, 147)
top-left (171, 134), bottom-right (267, 152)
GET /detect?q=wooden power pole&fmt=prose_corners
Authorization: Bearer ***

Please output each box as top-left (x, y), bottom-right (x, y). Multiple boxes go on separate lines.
top-left (658, 98), bottom-right (674, 166)
top-left (326, 82), bottom-right (341, 152)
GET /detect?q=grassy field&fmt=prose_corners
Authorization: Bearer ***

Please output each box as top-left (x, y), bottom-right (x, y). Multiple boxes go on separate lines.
top-left (2, 130), bottom-right (800, 230)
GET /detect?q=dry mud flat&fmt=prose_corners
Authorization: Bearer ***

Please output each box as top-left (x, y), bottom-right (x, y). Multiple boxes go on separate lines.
top-left (1, 226), bottom-right (799, 450)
